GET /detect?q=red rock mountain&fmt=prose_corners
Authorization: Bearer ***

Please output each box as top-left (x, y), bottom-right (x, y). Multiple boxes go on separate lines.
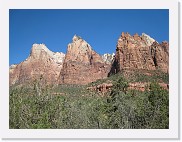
top-left (58, 35), bottom-right (111, 85)
top-left (109, 32), bottom-right (169, 75)
top-left (10, 33), bottom-right (169, 86)
top-left (10, 44), bottom-right (65, 85)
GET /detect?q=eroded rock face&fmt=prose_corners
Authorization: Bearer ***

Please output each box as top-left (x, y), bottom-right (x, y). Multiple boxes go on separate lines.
top-left (10, 32), bottom-right (169, 86)
top-left (150, 41), bottom-right (169, 73)
top-left (87, 83), bottom-right (113, 93)
top-left (128, 82), bottom-right (169, 91)
top-left (10, 64), bottom-right (17, 73)
top-left (109, 32), bottom-right (169, 75)
top-left (87, 81), bottom-right (168, 94)
top-left (102, 53), bottom-right (115, 64)
top-left (141, 33), bottom-right (156, 46)
top-left (10, 44), bottom-right (65, 85)
top-left (59, 35), bottom-right (111, 85)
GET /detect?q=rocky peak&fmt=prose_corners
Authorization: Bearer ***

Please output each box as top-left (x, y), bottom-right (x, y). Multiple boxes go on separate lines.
top-left (70, 35), bottom-right (92, 51)
top-left (59, 35), bottom-right (110, 85)
top-left (29, 43), bottom-right (65, 63)
top-left (10, 44), bottom-right (65, 85)
top-left (109, 32), bottom-right (169, 75)
top-left (141, 33), bottom-right (156, 46)
top-left (117, 32), bottom-right (157, 49)
top-left (72, 34), bottom-right (82, 42)
top-left (30, 43), bottom-right (49, 57)
top-left (66, 35), bottom-right (101, 64)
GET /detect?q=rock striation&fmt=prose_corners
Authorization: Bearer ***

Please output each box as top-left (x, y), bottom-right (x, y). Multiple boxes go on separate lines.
top-left (109, 32), bottom-right (169, 75)
top-left (10, 32), bottom-right (169, 86)
top-left (150, 41), bottom-right (169, 72)
top-left (10, 44), bottom-right (65, 85)
top-left (58, 35), bottom-right (111, 85)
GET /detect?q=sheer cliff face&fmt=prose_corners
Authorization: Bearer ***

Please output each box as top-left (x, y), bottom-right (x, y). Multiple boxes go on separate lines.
top-left (150, 41), bottom-right (169, 72)
top-left (10, 33), bottom-right (169, 86)
top-left (58, 35), bottom-right (111, 85)
top-left (109, 32), bottom-right (169, 75)
top-left (10, 44), bottom-right (65, 85)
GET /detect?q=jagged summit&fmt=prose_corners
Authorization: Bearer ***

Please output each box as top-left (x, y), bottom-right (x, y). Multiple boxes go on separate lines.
top-left (71, 35), bottom-right (92, 49)
top-left (67, 35), bottom-right (94, 62)
top-left (10, 32), bottom-right (169, 86)
top-left (30, 43), bottom-right (50, 58)
top-left (59, 35), bottom-right (110, 85)
top-left (109, 32), bottom-right (169, 75)
top-left (29, 43), bottom-right (65, 64)
top-left (72, 34), bottom-right (82, 42)
top-left (141, 33), bottom-right (156, 46)
top-left (120, 32), bottom-right (156, 47)
top-left (10, 43), bottom-right (65, 85)
top-left (32, 43), bottom-right (48, 50)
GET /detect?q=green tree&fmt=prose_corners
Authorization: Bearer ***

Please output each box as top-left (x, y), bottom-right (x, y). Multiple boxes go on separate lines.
top-left (110, 76), bottom-right (129, 97)
top-left (147, 82), bottom-right (169, 128)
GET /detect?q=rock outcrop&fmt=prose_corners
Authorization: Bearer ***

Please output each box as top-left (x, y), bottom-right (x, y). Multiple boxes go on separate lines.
top-left (102, 53), bottom-right (115, 64)
top-left (87, 82), bottom-right (113, 93)
top-left (58, 35), bottom-right (111, 85)
top-left (141, 33), bottom-right (156, 46)
top-left (10, 32), bottom-right (169, 86)
top-left (150, 41), bottom-right (169, 73)
top-left (10, 64), bottom-right (17, 73)
top-left (109, 32), bottom-right (169, 75)
top-left (10, 44), bottom-right (65, 85)
top-left (128, 82), bottom-right (169, 92)
top-left (87, 81), bottom-right (168, 94)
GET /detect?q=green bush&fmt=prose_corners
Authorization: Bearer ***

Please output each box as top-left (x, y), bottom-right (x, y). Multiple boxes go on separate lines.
top-left (105, 78), bottom-right (169, 129)
top-left (9, 77), bottom-right (168, 129)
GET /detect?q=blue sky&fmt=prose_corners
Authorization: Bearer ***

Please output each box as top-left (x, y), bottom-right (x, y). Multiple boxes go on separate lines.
top-left (10, 9), bottom-right (169, 65)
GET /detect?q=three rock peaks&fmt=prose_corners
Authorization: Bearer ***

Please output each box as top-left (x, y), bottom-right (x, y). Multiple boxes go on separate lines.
top-left (10, 32), bottom-right (169, 85)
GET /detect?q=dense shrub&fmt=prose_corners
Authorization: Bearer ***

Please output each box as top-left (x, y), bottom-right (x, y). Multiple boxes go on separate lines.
top-left (9, 75), bottom-right (169, 129)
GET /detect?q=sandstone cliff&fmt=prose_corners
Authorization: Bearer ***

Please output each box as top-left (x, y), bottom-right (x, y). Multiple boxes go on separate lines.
top-left (109, 32), bottom-right (169, 75)
top-left (102, 53), bottom-right (115, 64)
top-left (10, 44), bottom-right (65, 85)
top-left (10, 32), bottom-right (169, 86)
top-left (58, 35), bottom-right (111, 85)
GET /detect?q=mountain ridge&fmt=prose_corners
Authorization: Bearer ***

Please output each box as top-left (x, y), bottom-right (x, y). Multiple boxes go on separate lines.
top-left (109, 32), bottom-right (168, 75)
top-left (9, 33), bottom-right (169, 86)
